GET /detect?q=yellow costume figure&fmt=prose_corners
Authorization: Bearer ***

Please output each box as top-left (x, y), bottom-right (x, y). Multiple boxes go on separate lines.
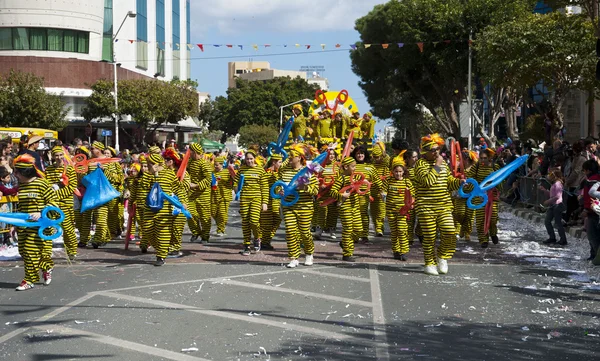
top-left (135, 156), bottom-right (149, 246)
top-left (414, 134), bottom-right (461, 276)
top-left (139, 153), bottom-right (186, 265)
top-left (315, 113), bottom-right (335, 141)
top-left (361, 112), bottom-right (376, 140)
top-left (290, 104), bottom-right (307, 141)
top-left (278, 144), bottom-right (319, 267)
top-left (467, 149), bottom-right (500, 247)
top-left (260, 154), bottom-right (283, 249)
top-left (163, 148), bottom-right (189, 256)
top-left (234, 147), bottom-right (269, 255)
top-left (352, 145), bottom-right (383, 242)
top-left (124, 163), bottom-right (141, 241)
top-left (187, 143), bottom-right (212, 243)
top-left (329, 156), bottom-right (362, 261)
top-left (13, 154), bottom-right (58, 291)
top-left (44, 146), bottom-right (78, 260)
top-left (331, 110), bottom-right (346, 139)
top-left (345, 111), bottom-right (363, 139)
top-left (74, 146), bottom-right (91, 247)
top-left (384, 160), bottom-right (415, 260)
top-left (211, 156), bottom-right (234, 237)
top-left (453, 150), bottom-right (477, 241)
top-left (403, 149), bottom-right (422, 243)
top-left (316, 149), bottom-right (339, 239)
top-left (370, 144), bottom-right (389, 236)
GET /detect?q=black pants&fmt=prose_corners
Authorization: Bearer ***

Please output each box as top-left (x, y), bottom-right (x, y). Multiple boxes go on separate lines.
top-left (545, 203), bottom-right (566, 242)
top-left (563, 188), bottom-right (579, 222)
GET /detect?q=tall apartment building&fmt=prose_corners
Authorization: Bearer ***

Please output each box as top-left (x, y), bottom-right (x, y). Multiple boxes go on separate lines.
top-left (0, 0), bottom-right (196, 147)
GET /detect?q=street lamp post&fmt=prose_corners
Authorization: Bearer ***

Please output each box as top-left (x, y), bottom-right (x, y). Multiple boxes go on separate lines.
top-left (279, 99), bottom-right (313, 132)
top-left (112, 10), bottom-right (136, 153)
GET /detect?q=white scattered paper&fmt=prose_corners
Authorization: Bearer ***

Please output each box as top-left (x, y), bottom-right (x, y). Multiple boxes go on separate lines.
top-left (151, 290), bottom-right (162, 294)
top-left (181, 347), bottom-right (198, 352)
top-left (194, 282), bottom-right (204, 293)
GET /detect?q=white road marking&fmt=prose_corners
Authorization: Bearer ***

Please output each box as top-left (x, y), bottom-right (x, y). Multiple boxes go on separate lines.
top-left (369, 264), bottom-right (390, 361)
top-left (296, 268), bottom-right (371, 282)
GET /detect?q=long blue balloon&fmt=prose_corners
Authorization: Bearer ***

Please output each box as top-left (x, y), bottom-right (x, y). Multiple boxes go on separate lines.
top-left (271, 151), bottom-right (328, 207)
top-left (0, 206), bottom-right (65, 241)
top-left (161, 192), bottom-right (192, 218)
top-left (235, 174), bottom-right (245, 201)
top-left (459, 155), bottom-right (528, 209)
top-left (268, 116), bottom-right (294, 160)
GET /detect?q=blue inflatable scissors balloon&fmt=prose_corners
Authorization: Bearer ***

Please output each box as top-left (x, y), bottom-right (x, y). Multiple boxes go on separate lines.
top-left (147, 183), bottom-right (192, 218)
top-left (0, 206), bottom-right (65, 241)
top-left (235, 174), bottom-right (245, 201)
top-left (268, 116), bottom-right (294, 160)
top-left (459, 155), bottom-right (528, 209)
top-left (270, 151), bottom-right (329, 207)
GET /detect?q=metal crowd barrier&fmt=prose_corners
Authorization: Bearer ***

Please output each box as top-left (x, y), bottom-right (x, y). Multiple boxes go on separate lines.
top-left (513, 176), bottom-right (551, 210)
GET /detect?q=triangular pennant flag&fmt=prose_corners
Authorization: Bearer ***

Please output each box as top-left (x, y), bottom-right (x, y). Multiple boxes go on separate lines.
top-left (252, 44), bottom-right (258, 50)
top-left (283, 44), bottom-right (288, 47)
top-left (381, 43), bottom-right (389, 49)
top-left (128, 39), bottom-right (134, 44)
top-left (226, 44), bottom-right (233, 48)
top-left (187, 44), bottom-right (193, 50)
top-left (433, 41), bottom-right (439, 46)
top-left (197, 44), bottom-right (204, 51)
top-left (213, 44), bottom-right (220, 47)
top-left (444, 40), bottom-right (451, 44)
top-left (397, 43), bottom-right (404, 48)
top-left (321, 44), bottom-right (326, 50)
top-left (417, 42), bottom-right (424, 52)
top-left (264, 44), bottom-right (271, 48)
top-left (364, 44), bottom-right (372, 49)
top-left (295, 44), bottom-right (301, 48)
top-left (350, 44), bottom-right (357, 50)
top-left (335, 44), bottom-right (341, 48)
top-left (306, 45), bottom-right (311, 49)
top-left (238, 45), bottom-right (243, 50)
top-left (114, 39), bottom-right (119, 42)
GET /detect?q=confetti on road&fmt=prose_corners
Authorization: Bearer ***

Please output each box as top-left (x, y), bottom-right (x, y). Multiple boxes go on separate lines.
top-left (194, 282), bottom-right (204, 293)
top-left (181, 347), bottom-right (198, 352)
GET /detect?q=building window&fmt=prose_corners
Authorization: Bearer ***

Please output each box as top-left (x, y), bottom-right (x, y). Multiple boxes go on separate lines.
top-left (186, 0), bottom-right (191, 79)
top-left (136, 0), bottom-right (148, 69)
top-left (0, 27), bottom-right (88, 53)
top-left (102, 0), bottom-right (113, 61)
top-left (156, 0), bottom-right (165, 76)
top-left (157, 47), bottom-right (165, 77)
top-left (137, 41), bottom-right (148, 70)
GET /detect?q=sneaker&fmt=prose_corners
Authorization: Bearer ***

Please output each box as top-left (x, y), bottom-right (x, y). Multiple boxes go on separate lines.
top-left (253, 239), bottom-right (261, 252)
top-left (314, 226), bottom-right (323, 239)
top-left (376, 232), bottom-right (384, 237)
top-left (342, 255), bottom-right (356, 262)
top-left (43, 269), bottom-right (53, 285)
top-left (491, 235), bottom-right (499, 244)
top-left (200, 238), bottom-right (210, 244)
top-left (77, 241), bottom-right (87, 248)
top-left (481, 242), bottom-right (489, 249)
top-left (190, 235), bottom-right (198, 243)
top-left (167, 251), bottom-right (183, 258)
top-left (424, 265), bottom-right (439, 276)
top-left (92, 243), bottom-right (99, 249)
top-left (329, 232), bottom-right (337, 240)
top-left (304, 254), bottom-right (314, 266)
top-left (15, 280), bottom-right (34, 291)
top-left (393, 252), bottom-right (407, 261)
top-left (240, 246), bottom-right (251, 256)
top-left (339, 241), bottom-right (343, 249)
top-left (437, 259), bottom-right (448, 274)
top-left (68, 254), bottom-right (77, 261)
top-left (261, 243), bottom-right (275, 251)
top-left (311, 226), bottom-right (316, 233)
top-left (464, 235), bottom-right (471, 242)
top-left (543, 238), bottom-right (557, 244)
top-left (286, 259), bottom-right (300, 268)
top-left (140, 246), bottom-right (148, 254)
top-left (557, 239), bottom-right (568, 246)
top-left (215, 232), bottom-right (226, 237)
top-left (154, 257), bottom-right (165, 266)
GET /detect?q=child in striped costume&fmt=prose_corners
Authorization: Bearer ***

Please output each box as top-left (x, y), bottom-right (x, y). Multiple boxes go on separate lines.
top-left (187, 143), bottom-right (212, 243)
top-left (211, 155), bottom-right (234, 238)
top-left (383, 160), bottom-right (415, 261)
top-left (261, 153), bottom-right (283, 249)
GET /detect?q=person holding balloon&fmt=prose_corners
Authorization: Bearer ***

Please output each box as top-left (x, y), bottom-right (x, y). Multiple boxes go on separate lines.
top-left (414, 134), bottom-right (463, 276)
top-left (211, 155), bottom-right (234, 238)
top-left (383, 159), bottom-right (414, 261)
top-left (187, 143), bottom-right (212, 244)
top-left (261, 153), bottom-right (283, 250)
top-left (452, 150), bottom-right (478, 242)
top-left (163, 148), bottom-right (189, 257)
top-left (370, 143), bottom-right (389, 237)
top-left (13, 154), bottom-right (59, 291)
top-left (351, 145), bottom-right (382, 244)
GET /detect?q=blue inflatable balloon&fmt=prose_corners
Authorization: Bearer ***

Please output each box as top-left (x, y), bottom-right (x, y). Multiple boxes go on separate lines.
top-left (268, 117), bottom-right (294, 160)
top-left (146, 182), bottom-right (192, 218)
top-left (0, 206), bottom-right (65, 240)
top-left (271, 151), bottom-right (328, 207)
top-left (80, 166), bottom-right (120, 213)
top-left (235, 175), bottom-right (245, 201)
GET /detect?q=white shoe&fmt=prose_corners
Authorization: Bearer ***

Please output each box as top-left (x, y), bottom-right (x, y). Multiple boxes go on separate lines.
top-left (329, 232), bottom-right (337, 240)
top-left (424, 265), bottom-right (439, 276)
top-left (286, 259), bottom-right (299, 268)
top-left (314, 227), bottom-right (323, 239)
top-left (437, 258), bottom-right (448, 274)
top-left (304, 254), bottom-right (314, 266)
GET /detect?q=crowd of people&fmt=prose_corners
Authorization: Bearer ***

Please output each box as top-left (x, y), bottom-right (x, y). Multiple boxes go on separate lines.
top-left (3, 118), bottom-right (600, 291)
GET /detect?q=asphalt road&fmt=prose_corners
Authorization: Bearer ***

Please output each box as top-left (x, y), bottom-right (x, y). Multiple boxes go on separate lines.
top-left (0, 203), bottom-right (599, 361)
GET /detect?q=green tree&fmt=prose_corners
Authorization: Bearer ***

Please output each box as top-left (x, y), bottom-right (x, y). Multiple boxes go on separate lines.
top-left (350, 0), bottom-right (536, 139)
top-left (0, 70), bottom-right (69, 130)
top-left (476, 11), bottom-right (597, 143)
top-left (212, 77), bottom-right (319, 136)
top-left (237, 124), bottom-right (279, 148)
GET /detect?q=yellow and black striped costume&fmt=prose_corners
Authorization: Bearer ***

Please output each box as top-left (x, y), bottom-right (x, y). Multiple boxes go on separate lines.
top-left (452, 164), bottom-right (475, 240)
top-left (467, 162), bottom-right (500, 244)
top-left (17, 177), bottom-right (59, 284)
top-left (261, 167), bottom-right (281, 246)
top-left (140, 167), bottom-right (186, 259)
top-left (414, 158), bottom-right (461, 266)
top-left (234, 164), bottom-right (268, 246)
top-left (106, 162), bottom-right (125, 238)
top-left (330, 172), bottom-right (362, 257)
top-left (316, 162), bottom-right (338, 231)
top-left (278, 164), bottom-right (318, 259)
top-left (384, 177), bottom-right (414, 255)
top-left (354, 162), bottom-right (382, 239)
top-left (370, 150), bottom-right (389, 235)
top-left (124, 173), bottom-right (140, 238)
top-left (211, 165), bottom-right (233, 235)
top-left (170, 169), bottom-right (190, 253)
top-left (44, 162), bottom-right (78, 257)
top-left (187, 156), bottom-right (212, 241)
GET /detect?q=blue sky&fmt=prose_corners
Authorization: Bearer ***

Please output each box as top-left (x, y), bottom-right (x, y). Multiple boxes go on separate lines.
top-left (189, 0), bottom-right (389, 132)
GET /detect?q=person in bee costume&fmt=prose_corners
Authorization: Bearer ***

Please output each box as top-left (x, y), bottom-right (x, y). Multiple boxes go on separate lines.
top-left (467, 148), bottom-right (500, 248)
top-left (140, 153), bottom-right (187, 266)
top-left (383, 159), bottom-right (415, 261)
top-left (277, 144), bottom-right (319, 268)
top-left (211, 155), bottom-right (234, 238)
top-left (124, 162), bottom-right (141, 241)
top-left (351, 145), bottom-right (383, 243)
top-left (163, 148), bottom-right (189, 257)
top-left (261, 153), bottom-right (283, 249)
top-left (329, 156), bottom-right (362, 261)
top-left (453, 150), bottom-right (477, 242)
top-left (414, 134), bottom-right (462, 276)
top-left (44, 146), bottom-right (78, 260)
top-left (13, 154), bottom-right (59, 291)
top-left (290, 104), bottom-right (307, 142)
top-left (104, 146), bottom-right (124, 238)
top-left (370, 143), bottom-right (389, 237)
top-left (315, 147), bottom-right (338, 240)
top-left (234, 146), bottom-right (269, 256)
top-left (187, 143), bottom-right (212, 243)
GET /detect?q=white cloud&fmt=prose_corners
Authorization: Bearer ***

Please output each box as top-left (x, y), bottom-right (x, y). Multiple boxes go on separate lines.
top-left (190, 0), bottom-right (387, 37)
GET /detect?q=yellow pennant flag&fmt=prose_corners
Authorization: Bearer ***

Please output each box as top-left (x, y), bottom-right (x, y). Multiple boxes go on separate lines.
top-left (364, 44), bottom-right (372, 49)
top-left (321, 44), bottom-right (326, 50)
top-left (252, 44), bottom-right (258, 51)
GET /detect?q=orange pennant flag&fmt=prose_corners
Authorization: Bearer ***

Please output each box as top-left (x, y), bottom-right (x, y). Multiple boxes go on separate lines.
top-left (381, 43), bottom-right (389, 49)
top-left (335, 44), bottom-right (341, 48)
top-left (417, 42), bottom-right (424, 52)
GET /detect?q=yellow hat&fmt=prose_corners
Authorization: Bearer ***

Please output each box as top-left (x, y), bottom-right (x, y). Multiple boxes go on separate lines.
top-left (91, 141), bottom-right (105, 151)
top-left (51, 146), bottom-right (64, 156)
top-left (420, 133), bottom-right (444, 152)
top-left (148, 146), bottom-right (161, 154)
top-left (107, 146), bottom-right (117, 157)
top-left (13, 154), bottom-right (45, 178)
top-left (130, 163), bottom-right (141, 173)
top-left (270, 153), bottom-right (283, 161)
top-left (215, 155), bottom-right (226, 163)
top-left (76, 146), bottom-right (91, 158)
top-left (391, 155), bottom-right (406, 169)
top-left (293, 104), bottom-right (303, 111)
top-left (341, 156), bottom-right (355, 167)
top-left (371, 146), bottom-right (382, 157)
top-left (147, 153), bottom-right (164, 165)
top-left (190, 143), bottom-right (204, 154)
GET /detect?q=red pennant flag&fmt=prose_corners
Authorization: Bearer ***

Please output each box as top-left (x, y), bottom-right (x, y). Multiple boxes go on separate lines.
top-left (444, 40), bottom-right (451, 44)
top-left (264, 44), bottom-right (271, 48)
top-left (197, 43), bottom-right (204, 52)
top-left (417, 42), bottom-right (424, 52)
top-left (226, 44), bottom-right (233, 48)
top-left (306, 45), bottom-right (311, 49)
top-left (128, 39), bottom-right (134, 44)
top-left (335, 44), bottom-right (341, 48)
top-left (381, 43), bottom-right (389, 49)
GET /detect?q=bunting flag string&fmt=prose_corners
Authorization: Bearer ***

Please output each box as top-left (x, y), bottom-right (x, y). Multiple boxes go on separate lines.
top-left (114, 39), bottom-right (471, 53)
